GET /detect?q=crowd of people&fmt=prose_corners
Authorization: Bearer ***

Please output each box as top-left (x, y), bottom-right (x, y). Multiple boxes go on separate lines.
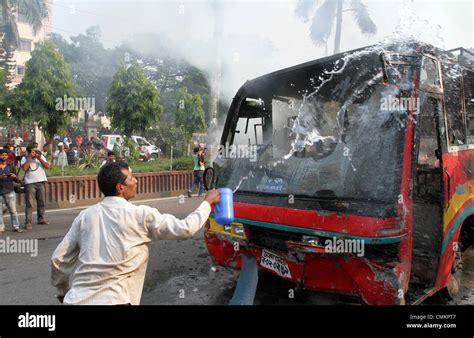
top-left (1, 133), bottom-right (220, 305)
top-left (1, 134), bottom-right (207, 236)
top-left (0, 134), bottom-right (121, 234)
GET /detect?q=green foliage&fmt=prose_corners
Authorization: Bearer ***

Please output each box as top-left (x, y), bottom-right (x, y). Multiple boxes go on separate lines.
top-left (170, 157), bottom-right (194, 170)
top-left (78, 149), bottom-right (99, 170)
top-left (46, 157), bottom-right (193, 177)
top-left (174, 87), bottom-right (206, 146)
top-left (123, 136), bottom-right (140, 163)
top-left (107, 62), bottom-right (163, 137)
top-left (50, 27), bottom-right (122, 113)
top-left (0, 0), bottom-right (48, 84)
top-left (6, 40), bottom-right (77, 141)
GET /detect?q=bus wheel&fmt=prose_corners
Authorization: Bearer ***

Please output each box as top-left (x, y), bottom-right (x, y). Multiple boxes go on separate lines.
top-left (445, 248), bottom-right (463, 299)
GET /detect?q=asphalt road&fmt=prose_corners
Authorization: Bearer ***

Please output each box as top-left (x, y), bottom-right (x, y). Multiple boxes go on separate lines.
top-left (0, 196), bottom-right (472, 305)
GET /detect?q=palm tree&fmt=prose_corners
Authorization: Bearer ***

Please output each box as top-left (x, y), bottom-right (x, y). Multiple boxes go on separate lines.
top-left (0, 0), bottom-right (48, 83)
top-left (295, 0), bottom-right (377, 55)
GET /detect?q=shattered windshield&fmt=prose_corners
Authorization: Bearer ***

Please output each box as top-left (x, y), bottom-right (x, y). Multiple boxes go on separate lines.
top-left (215, 51), bottom-right (414, 203)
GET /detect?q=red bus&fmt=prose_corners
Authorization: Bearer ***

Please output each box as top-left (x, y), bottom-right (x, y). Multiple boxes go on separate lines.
top-left (204, 41), bottom-right (474, 304)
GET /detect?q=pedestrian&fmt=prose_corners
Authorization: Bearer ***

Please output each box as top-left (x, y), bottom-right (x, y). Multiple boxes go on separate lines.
top-left (11, 133), bottom-right (23, 147)
top-left (0, 149), bottom-right (23, 234)
top-left (51, 161), bottom-right (220, 304)
top-left (75, 135), bottom-right (83, 148)
top-left (66, 146), bottom-right (76, 165)
top-left (42, 144), bottom-right (50, 163)
top-left (4, 143), bottom-right (15, 164)
top-left (63, 135), bottom-right (72, 148)
top-left (187, 146), bottom-right (205, 197)
top-left (100, 151), bottom-right (116, 168)
top-left (21, 146), bottom-right (50, 229)
top-left (53, 142), bottom-right (68, 167)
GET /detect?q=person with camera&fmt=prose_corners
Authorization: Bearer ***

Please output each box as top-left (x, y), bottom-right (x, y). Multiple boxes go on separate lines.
top-left (21, 146), bottom-right (50, 230)
top-left (0, 149), bottom-right (22, 234)
top-left (187, 146), bottom-right (206, 198)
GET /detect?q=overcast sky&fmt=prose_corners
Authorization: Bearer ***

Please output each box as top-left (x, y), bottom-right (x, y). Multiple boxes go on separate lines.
top-left (51, 0), bottom-right (473, 98)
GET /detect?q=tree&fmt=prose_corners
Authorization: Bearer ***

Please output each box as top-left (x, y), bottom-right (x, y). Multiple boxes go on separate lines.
top-left (51, 27), bottom-right (122, 114)
top-left (294, 0), bottom-right (376, 54)
top-left (174, 87), bottom-right (206, 152)
top-left (0, 0), bottom-right (48, 83)
top-left (107, 62), bottom-right (163, 137)
top-left (6, 40), bottom-right (77, 141)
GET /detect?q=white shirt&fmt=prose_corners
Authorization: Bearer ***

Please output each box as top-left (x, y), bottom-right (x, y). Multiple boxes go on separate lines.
top-left (53, 150), bottom-right (68, 166)
top-left (51, 196), bottom-right (212, 305)
top-left (12, 136), bottom-right (23, 146)
top-left (20, 155), bottom-right (48, 184)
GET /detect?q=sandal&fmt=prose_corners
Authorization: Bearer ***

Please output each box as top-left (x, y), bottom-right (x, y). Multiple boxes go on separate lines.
top-left (14, 228), bottom-right (24, 233)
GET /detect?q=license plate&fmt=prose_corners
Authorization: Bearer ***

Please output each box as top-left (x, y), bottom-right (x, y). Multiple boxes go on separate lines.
top-left (260, 249), bottom-right (291, 279)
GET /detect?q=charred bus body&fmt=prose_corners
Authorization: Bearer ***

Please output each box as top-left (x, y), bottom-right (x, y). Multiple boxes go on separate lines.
top-left (204, 41), bottom-right (474, 304)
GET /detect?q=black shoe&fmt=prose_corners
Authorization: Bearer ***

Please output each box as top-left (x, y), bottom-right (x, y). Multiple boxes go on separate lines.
top-left (187, 190), bottom-right (192, 198)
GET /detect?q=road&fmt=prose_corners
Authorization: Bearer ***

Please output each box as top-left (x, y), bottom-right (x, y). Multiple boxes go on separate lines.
top-left (0, 196), bottom-right (472, 305)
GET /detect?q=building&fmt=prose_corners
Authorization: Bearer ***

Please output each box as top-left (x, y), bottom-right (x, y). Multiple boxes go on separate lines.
top-left (10, 0), bottom-right (53, 88)
top-left (0, 1), bottom-right (53, 146)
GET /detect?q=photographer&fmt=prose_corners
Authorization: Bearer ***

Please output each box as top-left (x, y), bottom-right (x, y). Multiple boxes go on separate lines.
top-left (21, 146), bottom-right (50, 230)
top-left (0, 149), bottom-right (22, 234)
top-left (187, 146), bottom-right (205, 197)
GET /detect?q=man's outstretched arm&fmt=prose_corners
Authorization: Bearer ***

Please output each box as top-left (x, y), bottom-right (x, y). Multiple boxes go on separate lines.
top-left (146, 189), bottom-right (220, 240)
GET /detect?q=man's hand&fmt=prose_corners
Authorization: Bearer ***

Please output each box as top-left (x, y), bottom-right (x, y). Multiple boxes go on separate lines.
top-left (204, 189), bottom-right (220, 205)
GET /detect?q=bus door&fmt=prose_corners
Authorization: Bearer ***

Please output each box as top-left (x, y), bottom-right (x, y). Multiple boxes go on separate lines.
top-left (409, 55), bottom-right (445, 295)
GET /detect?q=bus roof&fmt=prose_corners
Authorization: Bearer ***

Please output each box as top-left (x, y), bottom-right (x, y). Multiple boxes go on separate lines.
top-left (243, 40), bottom-right (472, 91)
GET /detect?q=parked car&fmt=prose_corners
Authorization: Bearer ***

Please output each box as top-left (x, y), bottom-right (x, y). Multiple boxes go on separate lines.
top-left (100, 135), bottom-right (161, 161)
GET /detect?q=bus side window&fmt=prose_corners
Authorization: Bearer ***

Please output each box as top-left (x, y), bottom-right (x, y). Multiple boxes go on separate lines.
top-left (442, 62), bottom-right (466, 146)
top-left (464, 69), bottom-right (474, 143)
top-left (418, 97), bottom-right (441, 169)
top-left (420, 57), bottom-right (441, 90)
top-left (416, 96), bottom-right (442, 201)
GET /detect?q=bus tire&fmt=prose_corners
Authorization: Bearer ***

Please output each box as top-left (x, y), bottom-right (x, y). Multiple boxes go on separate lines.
top-left (441, 242), bottom-right (464, 300)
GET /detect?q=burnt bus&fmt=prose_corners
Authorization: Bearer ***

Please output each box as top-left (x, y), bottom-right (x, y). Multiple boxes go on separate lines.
top-left (204, 41), bottom-right (474, 304)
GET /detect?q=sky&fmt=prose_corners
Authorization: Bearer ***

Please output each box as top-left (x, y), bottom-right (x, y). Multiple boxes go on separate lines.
top-left (50, 0), bottom-right (474, 99)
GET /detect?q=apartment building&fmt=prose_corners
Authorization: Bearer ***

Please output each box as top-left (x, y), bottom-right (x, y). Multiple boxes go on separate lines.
top-left (10, 0), bottom-right (53, 88)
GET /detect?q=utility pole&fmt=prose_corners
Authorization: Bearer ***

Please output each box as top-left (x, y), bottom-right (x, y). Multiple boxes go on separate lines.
top-left (208, 0), bottom-right (224, 166)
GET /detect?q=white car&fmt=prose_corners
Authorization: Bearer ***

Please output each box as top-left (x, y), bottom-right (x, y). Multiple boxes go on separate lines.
top-left (100, 135), bottom-right (161, 160)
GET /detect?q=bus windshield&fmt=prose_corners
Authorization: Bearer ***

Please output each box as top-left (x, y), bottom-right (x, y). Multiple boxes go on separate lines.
top-left (215, 51), bottom-right (416, 203)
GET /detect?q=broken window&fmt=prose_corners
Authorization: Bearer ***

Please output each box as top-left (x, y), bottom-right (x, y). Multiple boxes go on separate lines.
top-left (415, 95), bottom-right (442, 202)
top-left (420, 57), bottom-right (441, 91)
top-left (216, 51), bottom-right (411, 203)
top-left (442, 62), bottom-right (466, 146)
top-left (464, 69), bottom-right (474, 144)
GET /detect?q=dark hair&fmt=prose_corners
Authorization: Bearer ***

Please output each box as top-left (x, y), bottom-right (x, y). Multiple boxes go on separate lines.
top-left (107, 151), bottom-right (115, 157)
top-left (26, 146), bottom-right (33, 153)
top-left (0, 149), bottom-right (7, 154)
top-left (97, 161), bottom-right (130, 197)
top-left (5, 143), bottom-right (11, 148)
top-left (193, 146), bottom-right (200, 154)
